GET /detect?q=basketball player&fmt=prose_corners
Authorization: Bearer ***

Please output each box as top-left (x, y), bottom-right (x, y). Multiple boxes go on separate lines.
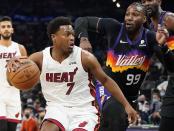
top-left (6, 17), bottom-right (137, 131)
top-left (141, 0), bottom-right (174, 130)
top-left (74, 2), bottom-right (174, 131)
top-left (0, 16), bottom-right (27, 131)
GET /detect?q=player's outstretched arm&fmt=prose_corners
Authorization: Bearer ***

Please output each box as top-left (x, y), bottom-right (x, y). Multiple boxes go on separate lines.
top-left (82, 50), bottom-right (137, 124)
top-left (75, 17), bottom-right (99, 52)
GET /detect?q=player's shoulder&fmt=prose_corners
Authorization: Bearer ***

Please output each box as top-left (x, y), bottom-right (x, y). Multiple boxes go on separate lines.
top-left (81, 49), bottom-right (95, 60)
top-left (165, 11), bottom-right (174, 17)
top-left (164, 11), bottom-right (174, 21)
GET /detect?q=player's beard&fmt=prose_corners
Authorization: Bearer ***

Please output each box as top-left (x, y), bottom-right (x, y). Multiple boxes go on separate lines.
top-left (125, 23), bottom-right (142, 34)
top-left (1, 34), bottom-right (11, 40)
top-left (146, 4), bottom-right (158, 18)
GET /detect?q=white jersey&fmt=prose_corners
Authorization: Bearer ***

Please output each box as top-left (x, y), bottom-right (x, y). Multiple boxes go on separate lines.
top-left (0, 41), bottom-right (21, 98)
top-left (40, 46), bottom-right (95, 107)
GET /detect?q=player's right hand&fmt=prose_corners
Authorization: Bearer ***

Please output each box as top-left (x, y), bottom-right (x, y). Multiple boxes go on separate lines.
top-left (125, 104), bottom-right (138, 125)
top-left (80, 37), bottom-right (93, 53)
top-left (6, 56), bottom-right (28, 72)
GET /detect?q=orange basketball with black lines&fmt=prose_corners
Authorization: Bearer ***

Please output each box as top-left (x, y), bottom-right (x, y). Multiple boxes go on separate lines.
top-left (6, 59), bottom-right (40, 90)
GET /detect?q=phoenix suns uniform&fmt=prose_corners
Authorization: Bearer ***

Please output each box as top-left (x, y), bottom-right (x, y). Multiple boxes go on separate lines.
top-left (75, 17), bottom-right (174, 131)
top-left (40, 46), bottom-right (99, 131)
top-left (0, 41), bottom-right (21, 123)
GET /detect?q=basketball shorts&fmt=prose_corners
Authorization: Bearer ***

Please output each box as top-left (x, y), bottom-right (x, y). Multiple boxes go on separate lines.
top-left (42, 103), bottom-right (99, 131)
top-left (0, 87), bottom-right (21, 123)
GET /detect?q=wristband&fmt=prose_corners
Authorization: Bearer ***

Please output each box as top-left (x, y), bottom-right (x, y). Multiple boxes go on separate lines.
top-left (160, 43), bottom-right (170, 55)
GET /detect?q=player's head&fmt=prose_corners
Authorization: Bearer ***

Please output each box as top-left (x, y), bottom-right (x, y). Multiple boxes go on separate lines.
top-left (23, 106), bottom-right (33, 119)
top-left (47, 17), bottom-right (74, 54)
top-left (0, 16), bottom-right (14, 40)
top-left (124, 2), bottom-right (146, 33)
top-left (141, 0), bottom-right (162, 17)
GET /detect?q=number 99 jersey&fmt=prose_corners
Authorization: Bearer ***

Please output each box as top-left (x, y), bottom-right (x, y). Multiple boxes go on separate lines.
top-left (104, 23), bottom-right (153, 100)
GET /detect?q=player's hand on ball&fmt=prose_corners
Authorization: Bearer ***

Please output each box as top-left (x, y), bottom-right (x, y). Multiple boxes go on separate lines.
top-left (6, 56), bottom-right (28, 72)
top-left (125, 104), bottom-right (137, 125)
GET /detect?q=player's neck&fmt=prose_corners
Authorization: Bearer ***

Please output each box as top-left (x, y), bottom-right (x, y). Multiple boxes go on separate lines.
top-left (0, 38), bottom-right (12, 47)
top-left (52, 48), bottom-right (69, 63)
top-left (127, 26), bottom-right (143, 42)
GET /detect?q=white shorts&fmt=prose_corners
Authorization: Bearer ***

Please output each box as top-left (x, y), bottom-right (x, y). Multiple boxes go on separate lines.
top-left (0, 87), bottom-right (21, 123)
top-left (43, 103), bottom-right (100, 131)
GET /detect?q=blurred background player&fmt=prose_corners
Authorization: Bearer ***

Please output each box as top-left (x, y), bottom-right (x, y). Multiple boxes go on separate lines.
top-left (0, 16), bottom-right (27, 131)
top-left (75, 2), bottom-right (174, 131)
top-left (6, 16), bottom-right (137, 131)
top-left (141, 0), bottom-right (174, 130)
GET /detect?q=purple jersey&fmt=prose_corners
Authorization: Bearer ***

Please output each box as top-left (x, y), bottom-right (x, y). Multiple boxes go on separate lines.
top-left (95, 81), bottom-right (111, 111)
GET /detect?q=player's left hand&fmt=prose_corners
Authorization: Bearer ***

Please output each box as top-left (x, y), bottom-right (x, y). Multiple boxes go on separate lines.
top-left (125, 104), bottom-right (138, 125)
top-left (156, 24), bottom-right (169, 45)
top-left (6, 56), bottom-right (28, 72)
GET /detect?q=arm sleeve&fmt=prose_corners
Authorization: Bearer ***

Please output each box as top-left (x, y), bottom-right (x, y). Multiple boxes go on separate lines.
top-left (147, 31), bottom-right (174, 72)
top-left (75, 17), bottom-right (121, 39)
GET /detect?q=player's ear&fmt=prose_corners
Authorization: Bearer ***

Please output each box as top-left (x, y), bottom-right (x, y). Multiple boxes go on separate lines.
top-left (158, 0), bottom-right (162, 6)
top-left (12, 27), bottom-right (14, 34)
top-left (51, 34), bottom-right (56, 43)
top-left (143, 15), bottom-right (147, 24)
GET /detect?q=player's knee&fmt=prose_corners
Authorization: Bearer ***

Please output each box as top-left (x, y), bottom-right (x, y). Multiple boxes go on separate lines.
top-left (0, 119), bottom-right (8, 131)
top-left (40, 120), bottom-right (60, 131)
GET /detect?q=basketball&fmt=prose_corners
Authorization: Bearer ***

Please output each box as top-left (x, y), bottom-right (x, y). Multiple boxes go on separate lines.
top-left (6, 59), bottom-right (40, 90)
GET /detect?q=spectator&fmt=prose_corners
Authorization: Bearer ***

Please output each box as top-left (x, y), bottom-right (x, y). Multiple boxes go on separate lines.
top-left (137, 95), bottom-right (150, 124)
top-left (20, 107), bottom-right (39, 131)
top-left (149, 92), bottom-right (162, 125)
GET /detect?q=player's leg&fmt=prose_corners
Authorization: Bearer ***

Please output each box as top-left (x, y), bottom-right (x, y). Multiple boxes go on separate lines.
top-left (159, 117), bottom-right (174, 131)
top-left (7, 122), bottom-right (17, 131)
top-left (0, 101), bottom-right (8, 131)
top-left (99, 96), bottom-right (128, 131)
top-left (6, 99), bottom-right (21, 131)
top-left (40, 104), bottom-right (68, 131)
top-left (69, 106), bottom-right (99, 131)
top-left (0, 119), bottom-right (8, 131)
top-left (41, 120), bottom-right (60, 131)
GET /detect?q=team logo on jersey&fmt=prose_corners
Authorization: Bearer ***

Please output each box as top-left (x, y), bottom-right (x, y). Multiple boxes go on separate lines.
top-left (46, 67), bottom-right (78, 82)
top-left (139, 40), bottom-right (146, 47)
top-left (106, 50), bottom-right (150, 73)
top-left (79, 121), bottom-right (88, 127)
top-left (120, 40), bottom-right (128, 43)
top-left (15, 112), bottom-right (20, 118)
top-left (69, 61), bottom-right (77, 65)
top-left (0, 51), bottom-right (17, 59)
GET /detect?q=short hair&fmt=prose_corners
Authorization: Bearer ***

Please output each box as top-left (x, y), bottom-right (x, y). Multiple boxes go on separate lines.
top-left (47, 16), bottom-right (72, 40)
top-left (129, 2), bottom-right (146, 16)
top-left (0, 16), bottom-right (12, 23)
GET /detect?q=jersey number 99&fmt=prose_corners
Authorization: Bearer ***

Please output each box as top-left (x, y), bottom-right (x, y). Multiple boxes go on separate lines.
top-left (126, 74), bottom-right (141, 85)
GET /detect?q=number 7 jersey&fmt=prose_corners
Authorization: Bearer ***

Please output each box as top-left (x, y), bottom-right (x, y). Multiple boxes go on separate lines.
top-left (40, 46), bottom-right (96, 107)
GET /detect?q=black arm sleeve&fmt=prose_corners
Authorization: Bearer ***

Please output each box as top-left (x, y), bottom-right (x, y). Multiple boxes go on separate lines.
top-left (147, 31), bottom-right (174, 72)
top-left (74, 16), bottom-right (99, 39)
top-left (74, 17), bottom-right (121, 39)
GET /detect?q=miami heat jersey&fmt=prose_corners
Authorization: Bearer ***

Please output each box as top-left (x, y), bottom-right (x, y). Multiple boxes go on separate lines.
top-left (40, 46), bottom-right (95, 107)
top-left (0, 41), bottom-right (21, 96)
